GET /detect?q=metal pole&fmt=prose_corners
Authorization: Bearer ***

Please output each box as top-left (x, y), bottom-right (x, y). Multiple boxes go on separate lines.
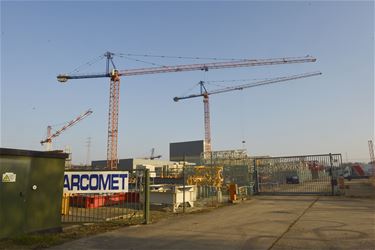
top-left (183, 154), bottom-right (186, 213)
top-left (143, 169), bottom-right (150, 224)
top-left (210, 151), bottom-right (214, 204)
top-left (253, 159), bottom-right (258, 194)
top-left (329, 153), bottom-right (335, 196)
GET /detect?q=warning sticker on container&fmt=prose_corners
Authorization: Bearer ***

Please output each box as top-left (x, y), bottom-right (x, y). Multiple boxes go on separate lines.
top-left (2, 172), bottom-right (16, 183)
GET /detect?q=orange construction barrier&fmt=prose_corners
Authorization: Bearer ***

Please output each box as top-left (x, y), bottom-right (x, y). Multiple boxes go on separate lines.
top-left (229, 183), bottom-right (238, 202)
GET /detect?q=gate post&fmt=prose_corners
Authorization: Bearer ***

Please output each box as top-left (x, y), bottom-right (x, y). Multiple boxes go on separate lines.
top-left (329, 153), bottom-right (336, 196)
top-left (182, 158), bottom-right (186, 213)
top-left (143, 169), bottom-right (150, 224)
top-left (253, 159), bottom-right (259, 194)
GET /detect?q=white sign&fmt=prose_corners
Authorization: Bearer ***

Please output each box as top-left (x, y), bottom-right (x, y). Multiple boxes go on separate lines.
top-left (2, 172), bottom-right (16, 183)
top-left (63, 171), bottom-right (129, 194)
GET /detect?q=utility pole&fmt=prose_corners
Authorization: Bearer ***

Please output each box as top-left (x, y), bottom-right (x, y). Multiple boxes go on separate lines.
top-left (86, 137), bottom-right (92, 168)
top-left (368, 140), bottom-right (375, 176)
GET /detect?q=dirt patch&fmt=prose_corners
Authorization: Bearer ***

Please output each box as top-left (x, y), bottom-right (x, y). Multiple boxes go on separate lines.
top-left (0, 212), bottom-right (167, 250)
top-left (369, 177), bottom-right (375, 187)
top-left (344, 179), bottom-right (375, 198)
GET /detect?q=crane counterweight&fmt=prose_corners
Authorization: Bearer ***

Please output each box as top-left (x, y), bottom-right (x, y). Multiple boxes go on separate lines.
top-left (57, 75), bottom-right (68, 83)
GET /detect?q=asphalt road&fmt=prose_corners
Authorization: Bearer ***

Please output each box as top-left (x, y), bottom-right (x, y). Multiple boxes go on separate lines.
top-left (50, 196), bottom-right (375, 250)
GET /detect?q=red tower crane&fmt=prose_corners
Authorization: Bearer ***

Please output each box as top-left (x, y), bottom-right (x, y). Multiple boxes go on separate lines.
top-left (173, 71), bottom-right (322, 157)
top-left (57, 52), bottom-right (317, 169)
top-left (41, 109), bottom-right (93, 151)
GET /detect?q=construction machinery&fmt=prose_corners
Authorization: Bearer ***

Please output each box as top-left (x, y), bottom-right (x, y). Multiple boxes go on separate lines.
top-left (40, 109), bottom-right (93, 151)
top-left (58, 52), bottom-right (317, 169)
top-left (174, 71), bottom-right (322, 157)
top-left (187, 165), bottom-right (224, 188)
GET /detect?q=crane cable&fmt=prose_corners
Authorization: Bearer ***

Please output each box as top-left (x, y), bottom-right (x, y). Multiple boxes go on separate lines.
top-left (206, 77), bottom-right (275, 84)
top-left (179, 82), bottom-right (203, 97)
top-left (66, 52), bottom-right (256, 75)
top-left (116, 52), bottom-right (247, 61)
top-left (178, 76), bottom-right (277, 97)
top-left (116, 54), bottom-right (166, 67)
top-left (69, 55), bottom-right (105, 74)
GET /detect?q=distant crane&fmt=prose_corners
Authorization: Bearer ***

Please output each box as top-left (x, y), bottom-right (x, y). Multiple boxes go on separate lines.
top-left (41, 109), bottom-right (93, 151)
top-left (144, 148), bottom-right (162, 160)
top-left (58, 52), bottom-right (317, 169)
top-left (174, 71), bottom-right (322, 156)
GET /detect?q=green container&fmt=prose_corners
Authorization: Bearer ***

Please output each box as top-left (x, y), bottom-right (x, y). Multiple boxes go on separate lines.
top-left (0, 148), bottom-right (67, 239)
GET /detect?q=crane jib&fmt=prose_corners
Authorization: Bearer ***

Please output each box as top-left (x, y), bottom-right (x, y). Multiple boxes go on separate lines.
top-left (41, 110), bottom-right (93, 146)
top-left (174, 71), bottom-right (322, 101)
top-left (119, 57), bottom-right (316, 76)
top-left (57, 56), bottom-right (317, 80)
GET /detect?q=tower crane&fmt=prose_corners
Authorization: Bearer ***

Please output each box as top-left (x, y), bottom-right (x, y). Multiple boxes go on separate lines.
top-left (41, 109), bottom-right (93, 151)
top-left (144, 148), bottom-right (162, 160)
top-left (173, 71), bottom-right (322, 156)
top-left (57, 52), bottom-right (317, 170)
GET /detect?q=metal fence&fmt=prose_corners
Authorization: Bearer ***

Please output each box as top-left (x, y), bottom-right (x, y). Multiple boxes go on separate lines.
top-left (146, 170), bottom-right (233, 213)
top-left (62, 153), bottom-right (343, 219)
top-left (146, 183), bottom-right (234, 213)
top-left (253, 153), bottom-right (342, 195)
top-left (61, 170), bottom-right (148, 223)
top-left (141, 151), bottom-right (255, 213)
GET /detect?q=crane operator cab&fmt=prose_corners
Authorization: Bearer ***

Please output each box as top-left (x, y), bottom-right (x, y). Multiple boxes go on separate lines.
top-left (111, 69), bottom-right (119, 76)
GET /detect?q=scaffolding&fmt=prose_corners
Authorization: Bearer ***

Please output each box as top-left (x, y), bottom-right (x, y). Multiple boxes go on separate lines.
top-left (202, 149), bottom-right (249, 166)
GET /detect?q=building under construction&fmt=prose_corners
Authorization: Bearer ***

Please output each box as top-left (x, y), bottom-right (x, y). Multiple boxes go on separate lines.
top-left (169, 140), bottom-right (204, 164)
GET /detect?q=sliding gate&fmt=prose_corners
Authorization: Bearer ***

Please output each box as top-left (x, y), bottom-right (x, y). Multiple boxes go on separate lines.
top-left (254, 154), bottom-right (342, 195)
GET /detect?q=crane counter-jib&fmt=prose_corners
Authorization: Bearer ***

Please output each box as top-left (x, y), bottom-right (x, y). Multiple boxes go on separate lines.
top-left (57, 73), bottom-right (110, 82)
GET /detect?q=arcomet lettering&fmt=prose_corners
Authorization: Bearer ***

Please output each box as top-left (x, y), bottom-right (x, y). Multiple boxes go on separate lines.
top-left (63, 171), bottom-right (129, 194)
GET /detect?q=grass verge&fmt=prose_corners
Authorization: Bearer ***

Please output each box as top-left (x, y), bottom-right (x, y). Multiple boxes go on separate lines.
top-left (0, 202), bottom-right (234, 249)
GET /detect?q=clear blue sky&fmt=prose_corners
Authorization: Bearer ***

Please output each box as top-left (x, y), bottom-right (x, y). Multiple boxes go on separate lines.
top-left (1, 1), bottom-right (374, 164)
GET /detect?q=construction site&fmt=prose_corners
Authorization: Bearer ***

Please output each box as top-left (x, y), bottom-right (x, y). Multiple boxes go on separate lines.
top-left (1, 49), bottom-right (374, 249)
top-left (1, 2), bottom-right (374, 250)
